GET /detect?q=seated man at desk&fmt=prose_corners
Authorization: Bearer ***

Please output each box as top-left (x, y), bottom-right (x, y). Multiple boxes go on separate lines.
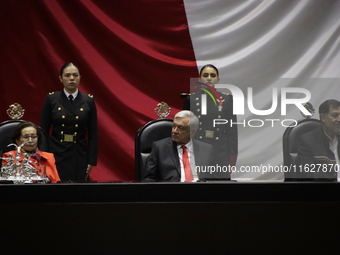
top-left (144, 110), bottom-right (224, 182)
top-left (296, 99), bottom-right (340, 181)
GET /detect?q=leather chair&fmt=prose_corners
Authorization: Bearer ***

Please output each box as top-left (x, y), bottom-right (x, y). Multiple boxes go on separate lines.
top-left (135, 119), bottom-right (173, 181)
top-left (0, 120), bottom-right (49, 156)
top-left (282, 118), bottom-right (321, 180)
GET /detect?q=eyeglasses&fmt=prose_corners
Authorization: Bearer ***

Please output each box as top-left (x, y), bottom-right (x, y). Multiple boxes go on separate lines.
top-left (20, 135), bottom-right (39, 140)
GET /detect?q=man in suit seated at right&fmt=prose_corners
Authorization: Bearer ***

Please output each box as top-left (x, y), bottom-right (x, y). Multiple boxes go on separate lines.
top-left (144, 110), bottom-right (227, 182)
top-left (296, 99), bottom-right (340, 181)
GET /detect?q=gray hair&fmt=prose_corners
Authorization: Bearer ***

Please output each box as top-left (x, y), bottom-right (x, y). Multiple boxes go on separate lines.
top-left (174, 110), bottom-right (199, 131)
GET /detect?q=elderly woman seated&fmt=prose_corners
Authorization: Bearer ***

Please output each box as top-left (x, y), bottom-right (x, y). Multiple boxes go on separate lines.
top-left (2, 121), bottom-right (60, 183)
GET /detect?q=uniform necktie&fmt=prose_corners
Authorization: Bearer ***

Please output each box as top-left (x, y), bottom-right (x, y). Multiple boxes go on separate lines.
top-left (68, 94), bottom-right (74, 103)
top-left (181, 145), bottom-right (193, 182)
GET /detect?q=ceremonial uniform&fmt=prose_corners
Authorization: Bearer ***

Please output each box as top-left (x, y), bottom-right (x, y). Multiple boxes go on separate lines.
top-left (183, 91), bottom-right (238, 177)
top-left (40, 91), bottom-right (98, 181)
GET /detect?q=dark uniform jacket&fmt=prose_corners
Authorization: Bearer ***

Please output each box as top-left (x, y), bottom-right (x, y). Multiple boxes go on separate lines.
top-left (40, 91), bottom-right (98, 181)
top-left (183, 91), bottom-right (238, 173)
top-left (296, 126), bottom-right (339, 181)
top-left (144, 137), bottom-right (224, 182)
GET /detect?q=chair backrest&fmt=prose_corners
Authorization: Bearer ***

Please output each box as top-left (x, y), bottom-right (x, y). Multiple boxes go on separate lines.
top-left (135, 119), bottom-right (173, 181)
top-left (282, 118), bottom-right (321, 179)
top-left (0, 120), bottom-right (49, 156)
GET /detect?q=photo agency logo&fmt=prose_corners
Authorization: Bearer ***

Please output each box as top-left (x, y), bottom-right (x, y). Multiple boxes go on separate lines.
top-left (197, 82), bottom-right (312, 128)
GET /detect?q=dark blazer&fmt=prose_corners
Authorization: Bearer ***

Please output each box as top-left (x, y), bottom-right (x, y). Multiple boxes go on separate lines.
top-left (144, 137), bottom-right (225, 182)
top-left (296, 126), bottom-right (339, 181)
top-left (40, 90), bottom-right (98, 181)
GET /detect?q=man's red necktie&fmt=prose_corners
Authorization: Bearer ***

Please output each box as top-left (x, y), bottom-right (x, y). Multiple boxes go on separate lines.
top-left (181, 145), bottom-right (193, 182)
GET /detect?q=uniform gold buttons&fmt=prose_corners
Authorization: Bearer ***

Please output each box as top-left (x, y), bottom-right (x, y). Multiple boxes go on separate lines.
top-left (62, 115), bottom-right (65, 119)
top-left (217, 128), bottom-right (220, 131)
top-left (218, 115), bottom-right (221, 118)
top-left (199, 136), bottom-right (203, 139)
top-left (196, 97), bottom-right (199, 100)
top-left (197, 109), bottom-right (200, 112)
top-left (60, 140), bottom-right (63, 142)
top-left (75, 124), bottom-right (78, 128)
top-left (74, 132), bottom-right (77, 135)
top-left (58, 107), bottom-right (61, 111)
top-left (76, 116), bottom-right (79, 119)
top-left (80, 108), bottom-right (84, 111)
top-left (62, 124), bottom-right (65, 127)
top-left (199, 122), bottom-right (202, 125)
top-left (61, 131), bottom-right (64, 134)
top-left (196, 103), bottom-right (200, 106)
top-left (216, 137), bottom-right (219, 140)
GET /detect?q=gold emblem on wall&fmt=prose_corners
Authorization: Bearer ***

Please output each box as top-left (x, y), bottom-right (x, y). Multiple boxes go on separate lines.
top-left (7, 103), bottom-right (25, 120)
top-left (154, 102), bottom-right (171, 118)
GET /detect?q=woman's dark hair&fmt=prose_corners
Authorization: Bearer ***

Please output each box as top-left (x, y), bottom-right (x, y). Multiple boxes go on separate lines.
top-left (199, 64), bottom-right (219, 77)
top-left (60, 62), bottom-right (80, 77)
top-left (12, 121), bottom-right (42, 148)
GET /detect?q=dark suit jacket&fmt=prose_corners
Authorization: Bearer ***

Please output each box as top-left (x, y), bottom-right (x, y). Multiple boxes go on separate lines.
top-left (144, 137), bottom-right (226, 182)
top-left (40, 90), bottom-right (98, 181)
top-left (296, 126), bottom-right (339, 181)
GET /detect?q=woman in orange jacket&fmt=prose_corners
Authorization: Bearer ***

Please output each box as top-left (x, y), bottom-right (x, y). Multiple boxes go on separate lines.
top-left (2, 121), bottom-right (60, 183)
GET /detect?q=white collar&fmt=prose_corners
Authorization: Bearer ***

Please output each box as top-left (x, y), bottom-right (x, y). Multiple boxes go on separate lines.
top-left (177, 139), bottom-right (193, 150)
top-left (63, 88), bottom-right (79, 99)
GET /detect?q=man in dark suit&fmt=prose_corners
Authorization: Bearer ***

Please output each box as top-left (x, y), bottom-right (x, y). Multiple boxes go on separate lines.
top-left (144, 110), bottom-right (229, 182)
top-left (296, 99), bottom-right (340, 181)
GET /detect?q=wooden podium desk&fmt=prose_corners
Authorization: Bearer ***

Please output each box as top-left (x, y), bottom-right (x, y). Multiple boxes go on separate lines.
top-left (1, 181), bottom-right (339, 254)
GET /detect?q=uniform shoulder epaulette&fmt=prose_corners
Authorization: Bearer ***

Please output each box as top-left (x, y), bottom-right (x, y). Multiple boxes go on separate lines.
top-left (48, 92), bottom-right (55, 95)
top-left (88, 94), bottom-right (94, 98)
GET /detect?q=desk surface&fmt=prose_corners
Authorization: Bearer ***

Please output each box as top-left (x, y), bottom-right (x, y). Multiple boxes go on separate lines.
top-left (2, 181), bottom-right (340, 254)
top-left (1, 181), bottom-right (340, 204)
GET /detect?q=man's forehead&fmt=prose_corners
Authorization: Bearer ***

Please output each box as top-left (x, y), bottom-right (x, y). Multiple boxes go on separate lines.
top-left (329, 106), bottom-right (340, 113)
top-left (174, 117), bottom-right (189, 124)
